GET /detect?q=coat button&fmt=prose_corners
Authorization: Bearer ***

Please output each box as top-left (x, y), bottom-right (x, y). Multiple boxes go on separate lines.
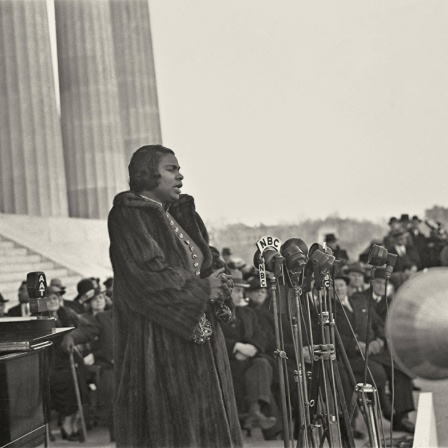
top-left (195, 270), bottom-right (201, 276)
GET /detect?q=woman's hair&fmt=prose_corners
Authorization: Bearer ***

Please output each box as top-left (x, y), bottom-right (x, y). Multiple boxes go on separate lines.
top-left (128, 145), bottom-right (175, 192)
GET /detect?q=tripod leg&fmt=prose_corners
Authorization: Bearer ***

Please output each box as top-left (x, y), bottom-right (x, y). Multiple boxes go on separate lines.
top-left (356, 383), bottom-right (383, 448)
top-left (332, 363), bottom-right (355, 448)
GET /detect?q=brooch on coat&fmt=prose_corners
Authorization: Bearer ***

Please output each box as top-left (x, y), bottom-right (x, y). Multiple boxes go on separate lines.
top-left (192, 313), bottom-right (213, 344)
top-left (210, 289), bottom-right (233, 324)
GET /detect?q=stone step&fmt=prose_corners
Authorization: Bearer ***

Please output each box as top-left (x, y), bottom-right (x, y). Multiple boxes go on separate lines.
top-left (0, 268), bottom-right (69, 283)
top-left (0, 247), bottom-right (28, 257)
top-left (0, 261), bottom-right (55, 274)
top-left (0, 241), bottom-right (15, 249)
top-left (0, 254), bottom-right (42, 265)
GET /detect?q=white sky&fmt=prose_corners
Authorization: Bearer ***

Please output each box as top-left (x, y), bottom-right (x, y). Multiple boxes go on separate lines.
top-left (148, 0), bottom-right (448, 226)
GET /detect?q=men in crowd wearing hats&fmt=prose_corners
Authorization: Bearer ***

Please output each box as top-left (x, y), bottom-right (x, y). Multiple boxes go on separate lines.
top-left (8, 280), bottom-right (31, 317)
top-left (333, 275), bottom-right (415, 434)
top-left (325, 233), bottom-right (349, 266)
top-left (0, 292), bottom-right (9, 317)
top-left (346, 263), bottom-right (368, 297)
top-left (219, 270), bottom-right (278, 434)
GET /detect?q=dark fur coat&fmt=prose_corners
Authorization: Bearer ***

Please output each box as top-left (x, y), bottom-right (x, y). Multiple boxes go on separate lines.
top-left (108, 192), bottom-right (243, 448)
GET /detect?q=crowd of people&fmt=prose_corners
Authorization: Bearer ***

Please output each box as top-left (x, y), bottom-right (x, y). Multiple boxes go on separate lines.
top-left (217, 213), bottom-right (448, 440)
top-left (0, 275), bottom-right (115, 442)
top-left (1, 142), bottom-right (447, 446)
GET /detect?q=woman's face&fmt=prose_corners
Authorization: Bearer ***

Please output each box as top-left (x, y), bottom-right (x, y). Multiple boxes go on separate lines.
top-left (349, 272), bottom-right (364, 288)
top-left (150, 154), bottom-right (184, 204)
top-left (246, 288), bottom-right (268, 305)
top-left (91, 293), bottom-right (106, 312)
top-left (47, 293), bottom-right (61, 312)
top-left (231, 286), bottom-right (245, 306)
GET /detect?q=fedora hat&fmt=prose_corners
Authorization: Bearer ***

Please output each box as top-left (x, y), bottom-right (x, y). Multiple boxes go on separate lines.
top-left (334, 275), bottom-right (350, 285)
top-left (390, 228), bottom-right (407, 238)
top-left (346, 262), bottom-right (365, 275)
top-left (230, 270), bottom-right (250, 288)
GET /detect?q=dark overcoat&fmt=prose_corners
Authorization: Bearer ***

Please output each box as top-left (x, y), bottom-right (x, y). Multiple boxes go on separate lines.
top-left (108, 192), bottom-right (242, 448)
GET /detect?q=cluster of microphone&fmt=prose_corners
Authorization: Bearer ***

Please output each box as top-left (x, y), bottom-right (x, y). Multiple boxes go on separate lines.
top-left (253, 236), bottom-right (338, 294)
top-left (250, 236), bottom-right (400, 448)
top-left (253, 236), bottom-right (398, 293)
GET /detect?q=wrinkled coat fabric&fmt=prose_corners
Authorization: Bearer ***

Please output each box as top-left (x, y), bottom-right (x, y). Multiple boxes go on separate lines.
top-left (108, 192), bottom-right (243, 448)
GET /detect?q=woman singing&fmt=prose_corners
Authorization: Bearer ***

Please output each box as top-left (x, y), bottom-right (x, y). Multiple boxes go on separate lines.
top-left (108, 145), bottom-right (243, 447)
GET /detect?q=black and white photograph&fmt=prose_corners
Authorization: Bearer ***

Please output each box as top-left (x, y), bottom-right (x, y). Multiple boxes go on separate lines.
top-left (0, 1), bottom-right (447, 447)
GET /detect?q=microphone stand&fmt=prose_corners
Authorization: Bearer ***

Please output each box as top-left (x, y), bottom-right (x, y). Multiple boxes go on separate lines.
top-left (307, 263), bottom-right (355, 448)
top-left (267, 256), bottom-right (293, 448)
top-left (288, 274), bottom-right (312, 448)
top-left (353, 266), bottom-right (383, 448)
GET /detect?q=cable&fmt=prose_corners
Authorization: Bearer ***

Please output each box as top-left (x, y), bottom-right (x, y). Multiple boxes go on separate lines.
top-left (384, 276), bottom-right (394, 445)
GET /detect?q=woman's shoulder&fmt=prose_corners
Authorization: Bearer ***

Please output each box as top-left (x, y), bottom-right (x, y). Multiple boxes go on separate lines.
top-left (236, 305), bottom-right (257, 319)
top-left (108, 191), bottom-right (165, 227)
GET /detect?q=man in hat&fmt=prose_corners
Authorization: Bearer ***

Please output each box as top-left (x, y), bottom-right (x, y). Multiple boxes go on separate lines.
top-left (399, 214), bottom-right (411, 231)
top-left (346, 263), bottom-right (368, 297)
top-left (0, 292), bottom-right (9, 317)
top-left (245, 276), bottom-right (276, 355)
top-left (325, 233), bottom-right (349, 266)
top-left (386, 228), bottom-right (420, 275)
top-left (8, 280), bottom-right (31, 317)
top-left (334, 275), bottom-right (415, 434)
top-left (351, 269), bottom-right (390, 323)
top-left (50, 278), bottom-right (67, 305)
top-left (103, 277), bottom-right (114, 301)
top-left (383, 217), bottom-right (400, 248)
top-left (221, 247), bottom-right (232, 265)
top-left (219, 270), bottom-right (278, 433)
top-left (408, 216), bottom-right (428, 269)
top-left (245, 276), bottom-right (268, 308)
top-left (332, 275), bottom-right (368, 440)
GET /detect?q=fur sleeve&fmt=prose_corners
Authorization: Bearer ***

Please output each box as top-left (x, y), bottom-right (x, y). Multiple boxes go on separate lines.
top-left (108, 204), bottom-right (210, 340)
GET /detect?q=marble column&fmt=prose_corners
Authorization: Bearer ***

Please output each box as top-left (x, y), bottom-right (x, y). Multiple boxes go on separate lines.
top-left (0, 0), bottom-right (69, 216)
top-left (110, 0), bottom-right (162, 158)
top-left (55, 0), bottom-right (127, 219)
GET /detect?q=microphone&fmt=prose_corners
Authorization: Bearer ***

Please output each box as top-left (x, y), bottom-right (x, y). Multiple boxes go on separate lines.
top-left (27, 271), bottom-right (48, 314)
top-left (281, 238), bottom-right (308, 287)
top-left (254, 236), bottom-right (284, 286)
